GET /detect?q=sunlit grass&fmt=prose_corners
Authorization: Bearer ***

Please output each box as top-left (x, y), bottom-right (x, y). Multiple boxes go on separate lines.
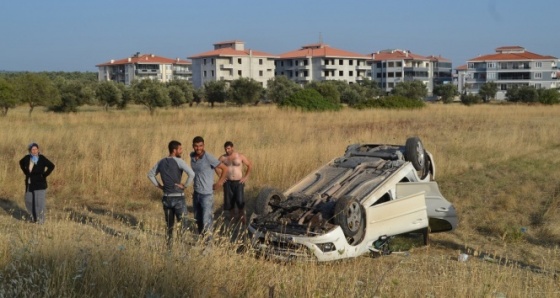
top-left (1, 103), bottom-right (560, 296)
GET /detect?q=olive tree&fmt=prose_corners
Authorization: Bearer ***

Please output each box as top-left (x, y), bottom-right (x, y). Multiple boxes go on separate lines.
top-left (132, 79), bottom-right (170, 114)
top-left (229, 77), bottom-right (263, 105)
top-left (0, 77), bottom-right (18, 116)
top-left (478, 81), bottom-right (498, 102)
top-left (96, 81), bottom-right (123, 111)
top-left (266, 76), bottom-right (301, 104)
top-left (204, 80), bottom-right (228, 107)
top-left (16, 73), bottom-right (60, 116)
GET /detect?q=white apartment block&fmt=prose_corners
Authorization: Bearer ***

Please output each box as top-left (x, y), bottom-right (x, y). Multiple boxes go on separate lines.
top-left (463, 46), bottom-right (558, 100)
top-left (369, 49), bottom-right (436, 95)
top-left (96, 53), bottom-right (192, 85)
top-left (275, 43), bottom-right (370, 84)
top-left (188, 40), bottom-right (277, 89)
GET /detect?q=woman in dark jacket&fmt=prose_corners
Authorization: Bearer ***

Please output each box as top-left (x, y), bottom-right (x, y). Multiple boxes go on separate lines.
top-left (19, 143), bottom-right (55, 224)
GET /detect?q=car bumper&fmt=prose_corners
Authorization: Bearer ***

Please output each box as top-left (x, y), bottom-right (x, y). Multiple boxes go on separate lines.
top-left (248, 225), bottom-right (368, 262)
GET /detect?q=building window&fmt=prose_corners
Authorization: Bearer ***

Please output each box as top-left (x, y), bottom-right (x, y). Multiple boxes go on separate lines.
top-left (203, 70), bottom-right (207, 77)
top-left (388, 62), bottom-right (394, 67)
top-left (349, 60), bottom-right (354, 66)
top-left (259, 59), bottom-right (263, 65)
top-left (376, 62), bottom-right (382, 68)
top-left (487, 62), bottom-right (495, 69)
top-left (304, 70), bottom-right (308, 77)
top-left (536, 62), bottom-right (542, 68)
top-left (535, 72), bottom-right (542, 79)
top-left (339, 59), bottom-right (343, 65)
top-left (295, 60), bottom-right (299, 66)
top-left (339, 71), bottom-right (343, 76)
top-left (304, 60), bottom-right (308, 66)
top-left (281, 61), bottom-right (284, 67)
top-left (325, 71), bottom-right (329, 77)
top-left (238, 70), bottom-right (242, 76)
top-left (238, 58), bottom-right (242, 64)
top-left (349, 71), bottom-right (353, 76)
top-left (211, 58), bottom-right (214, 65)
top-left (211, 70), bottom-right (214, 77)
top-left (388, 82), bottom-right (394, 88)
top-left (203, 59), bottom-right (207, 65)
top-left (388, 72), bottom-right (394, 78)
top-left (259, 70), bottom-right (263, 76)
top-left (376, 73), bottom-right (381, 78)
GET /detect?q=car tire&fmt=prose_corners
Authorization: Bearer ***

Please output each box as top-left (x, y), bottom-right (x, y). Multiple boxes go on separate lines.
top-left (334, 196), bottom-right (365, 245)
top-left (255, 187), bottom-right (286, 215)
top-left (405, 137), bottom-right (425, 171)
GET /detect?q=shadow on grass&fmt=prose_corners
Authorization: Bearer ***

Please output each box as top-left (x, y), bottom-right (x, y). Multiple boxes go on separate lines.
top-left (0, 197), bottom-right (31, 222)
top-left (431, 238), bottom-right (559, 278)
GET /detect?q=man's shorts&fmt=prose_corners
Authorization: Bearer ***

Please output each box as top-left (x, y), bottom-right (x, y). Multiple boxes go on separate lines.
top-left (223, 180), bottom-right (245, 210)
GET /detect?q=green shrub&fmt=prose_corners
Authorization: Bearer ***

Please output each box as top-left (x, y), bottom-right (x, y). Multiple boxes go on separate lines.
top-left (353, 95), bottom-right (426, 109)
top-left (278, 88), bottom-right (342, 111)
top-left (460, 93), bottom-right (482, 106)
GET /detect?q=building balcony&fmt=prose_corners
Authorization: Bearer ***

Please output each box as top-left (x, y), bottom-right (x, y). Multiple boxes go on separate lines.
top-left (404, 66), bottom-right (429, 72)
top-left (173, 70), bottom-right (192, 75)
top-left (356, 65), bottom-right (370, 70)
top-left (322, 65), bottom-right (338, 70)
top-left (220, 64), bottom-right (234, 70)
top-left (135, 69), bottom-right (160, 75)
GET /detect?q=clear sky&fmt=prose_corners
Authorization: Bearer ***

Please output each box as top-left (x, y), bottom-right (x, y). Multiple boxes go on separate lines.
top-left (1, 0), bottom-right (558, 72)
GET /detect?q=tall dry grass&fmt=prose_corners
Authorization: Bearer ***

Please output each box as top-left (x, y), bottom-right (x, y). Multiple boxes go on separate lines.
top-left (1, 103), bottom-right (560, 297)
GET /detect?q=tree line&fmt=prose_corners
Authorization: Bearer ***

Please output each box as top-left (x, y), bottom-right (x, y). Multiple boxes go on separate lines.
top-left (1, 72), bottom-right (559, 116)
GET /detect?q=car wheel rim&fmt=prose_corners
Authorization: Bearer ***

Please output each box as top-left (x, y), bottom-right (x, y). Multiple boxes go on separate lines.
top-left (416, 143), bottom-right (425, 168)
top-left (346, 202), bottom-right (362, 232)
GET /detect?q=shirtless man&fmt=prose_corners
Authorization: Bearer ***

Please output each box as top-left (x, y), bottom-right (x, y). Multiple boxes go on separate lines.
top-left (219, 141), bottom-right (252, 226)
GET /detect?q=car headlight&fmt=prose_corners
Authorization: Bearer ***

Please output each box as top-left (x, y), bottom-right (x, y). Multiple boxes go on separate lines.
top-left (316, 242), bottom-right (336, 252)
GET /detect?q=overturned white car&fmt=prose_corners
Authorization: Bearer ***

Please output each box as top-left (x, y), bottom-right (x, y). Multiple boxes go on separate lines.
top-left (248, 137), bottom-right (458, 262)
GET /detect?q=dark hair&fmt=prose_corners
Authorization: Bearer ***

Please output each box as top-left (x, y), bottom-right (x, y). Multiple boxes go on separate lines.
top-left (192, 136), bottom-right (204, 144)
top-left (168, 140), bottom-right (181, 154)
top-left (28, 142), bottom-right (39, 152)
top-left (224, 141), bottom-right (234, 148)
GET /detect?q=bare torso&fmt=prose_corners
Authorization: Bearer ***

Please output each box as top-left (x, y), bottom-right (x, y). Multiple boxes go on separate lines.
top-left (221, 152), bottom-right (244, 180)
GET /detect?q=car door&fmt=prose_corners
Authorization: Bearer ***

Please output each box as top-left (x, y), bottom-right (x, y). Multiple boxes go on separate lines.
top-left (395, 182), bottom-right (458, 232)
top-left (364, 191), bottom-right (429, 241)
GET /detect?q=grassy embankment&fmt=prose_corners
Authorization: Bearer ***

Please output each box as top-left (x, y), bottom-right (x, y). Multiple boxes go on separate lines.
top-left (0, 103), bottom-right (559, 297)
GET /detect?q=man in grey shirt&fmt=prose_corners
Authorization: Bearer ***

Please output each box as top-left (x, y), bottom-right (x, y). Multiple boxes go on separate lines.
top-left (190, 136), bottom-right (228, 236)
top-left (148, 140), bottom-right (195, 248)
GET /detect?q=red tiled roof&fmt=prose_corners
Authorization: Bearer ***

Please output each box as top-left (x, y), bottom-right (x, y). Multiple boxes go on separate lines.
top-left (188, 48), bottom-right (276, 59)
top-left (456, 64), bottom-right (467, 70)
top-left (369, 49), bottom-right (429, 61)
top-left (96, 54), bottom-right (190, 67)
top-left (279, 43), bottom-right (369, 59)
top-left (469, 47), bottom-right (557, 61)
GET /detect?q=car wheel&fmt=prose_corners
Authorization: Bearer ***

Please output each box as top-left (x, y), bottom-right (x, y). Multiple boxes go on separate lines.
top-left (255, 188), bottom-right (286, 215)
top-left (419, 151), bottom-right (432, 180)
top-left (405, 137), bottom-right (425, 171)
top-left (334, 196), bottom-right (365, 245)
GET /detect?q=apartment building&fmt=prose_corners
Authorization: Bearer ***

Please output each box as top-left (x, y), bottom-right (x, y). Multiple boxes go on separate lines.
top-left (454, 64), bottom-right (468, 94)
top-left (427, 55), bottom-right (453, 86)
top-left (463, 46), bottom-right (558, 100)
top-left (96, 53), bottom-right (192, 85)
top-left (275, 43), bottom-right (370, 84)
top-left (188, 40), bottom-right (277, 89)
top-left (369, 49), bottom-right (436, 95)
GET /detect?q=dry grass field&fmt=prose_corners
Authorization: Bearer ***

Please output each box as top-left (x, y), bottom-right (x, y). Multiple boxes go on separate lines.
top-left (1, 103), bottom-right (559, 297)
